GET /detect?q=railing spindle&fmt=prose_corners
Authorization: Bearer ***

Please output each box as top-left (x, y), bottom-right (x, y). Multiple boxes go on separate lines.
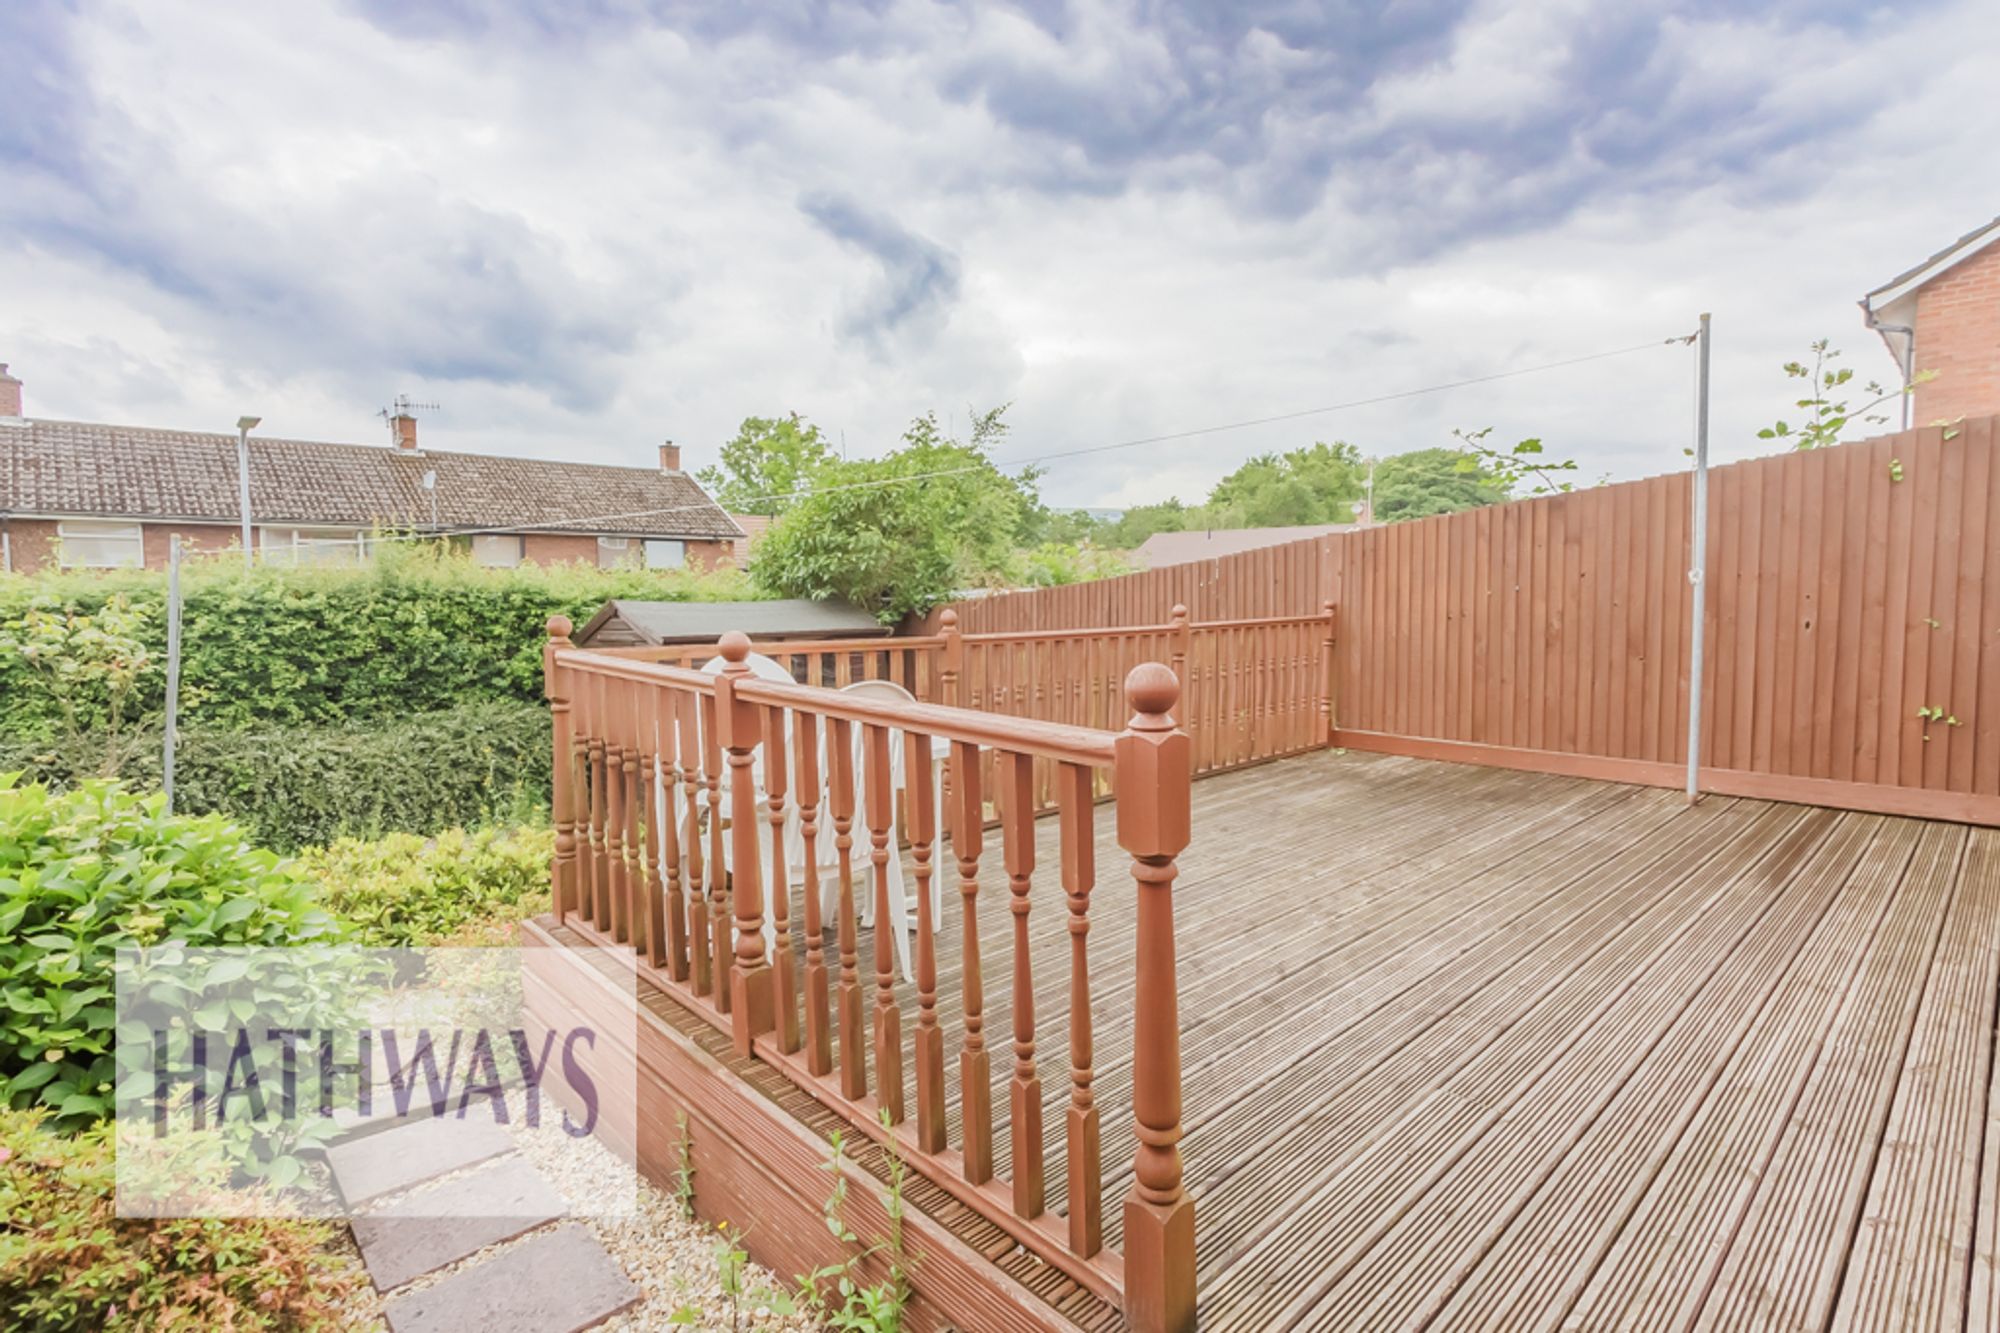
top-left (795, 712), bottom-right (832, 1076)
top-left (638, 684), bottom-right (666, 967)
top-left (864, 723), bottom-right (904, 1123)
top-left (830, 716), bottom-right (867, 1097)
top-left (718, 633), bottom-right (773, 1054)
top-left (1059, 761), bottom-right (1101, 1257)
top-left (589, 675), bottom-right (612, 934)
top-left (544, 617), bottom-right (577, 923)
top-left (1001, 748), bottom-right (1045, 1219)
top-left (702, 690), bottom-right (731, 1015)
top-left (1118, 664), bottom-right (1195, 1333)
top-left (906, 728), bottom-right (943, 1152)
top-left (680, 690), bottom-right (711, 994)
top-left (953, 738), bottom-right (994, 1185)
top-left (619, 681), bottom-right (642, 946)
top-left (657, 685), bottom-right (688, 980)
top-left (763, 703), bottom-right (800, 1053)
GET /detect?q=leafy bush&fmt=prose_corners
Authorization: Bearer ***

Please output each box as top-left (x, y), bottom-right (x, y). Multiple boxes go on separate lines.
top-left (298, 825), bottom-right (555, 947)
top-left (0, 700), bottom-right (550, 853)
top-left (0, 779), bottom-right (336, 1129)
top-left (0, 542), bottom-right (762, 740)
top-left (0, 1108), bottom-right (355, 1331)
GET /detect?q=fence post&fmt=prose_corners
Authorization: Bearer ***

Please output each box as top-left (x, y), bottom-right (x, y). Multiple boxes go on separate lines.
top-left (715, 631), bottom-right (774, 1055)
top-left (1115, 663), bottom-right (1196, 1333)
top-left (544, 615), bottom-right (576, 922)
top-left (1168, 604), bottom-right (1191, 684)
top-left (1322, 600), bottom-right (1337, 747)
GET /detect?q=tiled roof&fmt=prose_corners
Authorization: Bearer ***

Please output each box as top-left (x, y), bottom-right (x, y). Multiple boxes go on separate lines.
top-left (1134, 522), bottom-right (1355, 568)
top-left (0, 418), bottom-right (742, 540)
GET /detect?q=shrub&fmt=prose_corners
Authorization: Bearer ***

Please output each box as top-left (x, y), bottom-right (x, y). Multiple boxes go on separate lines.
top-left (298, 825), bottom-right (555, 947)
top-left (0, 700), bottom-right (551, 853)
top-left (0, 1109), bottom-right (355, 1331)
top-left (0, 541), bottom-right (762, 739)
top-left (0, 779), bottom-right (336, 1129)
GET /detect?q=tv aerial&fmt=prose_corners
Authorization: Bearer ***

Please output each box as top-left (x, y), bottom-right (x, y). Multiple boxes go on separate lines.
top-left (379, 393), bottom-right (441, 444)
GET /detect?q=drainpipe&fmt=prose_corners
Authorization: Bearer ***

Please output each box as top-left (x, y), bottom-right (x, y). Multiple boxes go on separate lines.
top-left (1, 512), bottom-right (11, 574)
top-left (1861, 305), bottom-right (1915, 430)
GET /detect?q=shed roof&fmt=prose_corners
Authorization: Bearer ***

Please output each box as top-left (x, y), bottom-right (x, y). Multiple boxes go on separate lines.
top-left (575, 598), bottom-right (889, 646)
top-left (1134, 522), bottom-right (1355, 569)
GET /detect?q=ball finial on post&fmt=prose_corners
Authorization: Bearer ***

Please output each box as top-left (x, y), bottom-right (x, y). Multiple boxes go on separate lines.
top-left (546, 613), bottom-right (573, 640)
top-left (1170, 603), bottom-right (1187, 622)
top-left (941, 607), bottom-right (958, 629)
top-left (719, 629), bottom-right (751, 664)
top-left (1125, 662), bottom-right (1180, 729)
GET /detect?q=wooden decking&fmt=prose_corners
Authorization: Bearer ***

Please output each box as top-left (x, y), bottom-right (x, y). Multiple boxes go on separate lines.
top-left (847, 748), bottom-right (2000, 1330)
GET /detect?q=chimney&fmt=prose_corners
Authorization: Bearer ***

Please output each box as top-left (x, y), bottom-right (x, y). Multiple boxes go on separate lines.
top-left (393, 413), bottom-right (419, 450)
top-left (0, 364), bottom-right (21, 419)
top-left (659, 440), bottom-right (681, 471)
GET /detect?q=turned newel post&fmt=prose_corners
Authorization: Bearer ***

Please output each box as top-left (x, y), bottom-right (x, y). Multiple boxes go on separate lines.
top-left (716, 630), bottom-right (773, 1054)
top-left (1116, 663), bottom-right (1195, 1333)
top-left (1321, 599), bottom-right (1338, 747)
top-left (544, 616), bottom-right (577, 922)
top-left (939, 608), bottom-right (963, 843)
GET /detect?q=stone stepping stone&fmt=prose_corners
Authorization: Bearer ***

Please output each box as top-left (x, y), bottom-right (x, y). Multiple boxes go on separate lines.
top-left (382, 1223), bottom-right (640, 1333)
top-left (326, 1113), bottom-right (514, 1206)
top-left (351, 1157), bottom-right (568, 1291)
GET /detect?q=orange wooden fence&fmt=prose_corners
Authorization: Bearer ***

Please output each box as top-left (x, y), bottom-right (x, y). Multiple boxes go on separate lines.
top-left (544, 622), bottom-right (1198, 1331)
top-left (936, 416), bottom-right (2000, 826)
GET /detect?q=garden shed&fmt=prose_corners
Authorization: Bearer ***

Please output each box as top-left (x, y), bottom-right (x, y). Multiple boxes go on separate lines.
top-left (572, 598), bottom-right (887, 648)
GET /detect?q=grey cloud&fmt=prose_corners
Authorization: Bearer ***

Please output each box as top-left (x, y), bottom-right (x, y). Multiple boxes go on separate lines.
top-left (798, 190), bottom-right (963, 346)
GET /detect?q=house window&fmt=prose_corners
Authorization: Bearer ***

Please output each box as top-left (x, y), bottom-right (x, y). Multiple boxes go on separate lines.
top-left (57, 520), bottom-right (144, 569)
top-left (260, 527), bottom-right (370, 566)
top-left (643, 539), bottom-right (686, 570)
top-left (597, 536), bottom-right (634, 569)
top-left (471, 534), bottom-right (525, 568)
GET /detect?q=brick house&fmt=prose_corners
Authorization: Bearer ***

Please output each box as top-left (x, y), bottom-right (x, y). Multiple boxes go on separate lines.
top-left (0, 368), bottom-right (742, 574)
top-left (1861, 216), bottom-right (2000, 427)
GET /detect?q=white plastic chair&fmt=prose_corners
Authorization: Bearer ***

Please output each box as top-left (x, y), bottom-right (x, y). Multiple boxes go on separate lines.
top-left (824, 679), bottom-right (949, 981)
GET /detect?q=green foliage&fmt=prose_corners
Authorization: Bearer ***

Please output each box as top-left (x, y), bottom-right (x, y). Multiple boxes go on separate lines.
top-left (0, 542), bottom-right (758, 740)
top-left (296, 824), bottom-right (554, 947)
top-left (1448, 426), bottom-right (1580, 498)
top-left (1757, 338), bottom-right (1931, 450)
top-left (1004, 541), bottom-right (1132, 589)
top-left (0, 779), bottom-right (336, 1129)
top-left (0, 701), bottom-right (550, 854)
top-left (1370, 447), bottom-right (1512, 522)
top-left (1205, 441), bottom-right (1366, 527)
top-left (0, 597), bottom-right (159, 777)
top-left (753, 407), bottom-right (1038, 621)
top-left (0, 1108), bottom-right (355, 1331)
top-left (696, 414), bottom-right (840, 516)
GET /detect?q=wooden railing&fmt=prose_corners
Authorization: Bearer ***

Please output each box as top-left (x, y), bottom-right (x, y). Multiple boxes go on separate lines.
top-left (542, 618), bottom-right (1198, 1332)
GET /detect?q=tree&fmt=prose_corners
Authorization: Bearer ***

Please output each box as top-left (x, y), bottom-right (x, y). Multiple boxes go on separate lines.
top-left (695, 413), bottom-right (838, 515)
top-left (751, 406), bottom-right (1038, 621)
top-left (1370, 448), bottom-right (1511, 522)
top-left (1205, 441), bottom-right (1366, 527)
top-left (1757, 339), bottom-right (1930, 450)
top-left (1102, 499), bottom-right (1195, 549)
top-left (1448, 427), bottom-right (1579, 497)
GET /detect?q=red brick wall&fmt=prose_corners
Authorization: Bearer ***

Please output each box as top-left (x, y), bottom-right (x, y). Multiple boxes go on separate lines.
top-left (522, 533), bottom-right (601, 566)
top-left (3, 518), bottom-right (59, 573)
top-left (1914, 241), bottom-right (2000, 425)
top-left (143, 523), bottom-right (241, 567)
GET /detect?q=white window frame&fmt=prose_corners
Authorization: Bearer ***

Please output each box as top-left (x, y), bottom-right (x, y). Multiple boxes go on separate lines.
top-left (57, 520), bottom-right (145, 569)
top-left (259, 526), bottom-right (371, 566)
top-left (597, 535), bottom-right (633, 569)
top-left (643, 538), bottom-right (686, 571)
top-left (471, 533), bottom-right (525, 568)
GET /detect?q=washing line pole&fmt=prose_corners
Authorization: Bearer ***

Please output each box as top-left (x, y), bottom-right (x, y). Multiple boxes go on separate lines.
top-left (1685, 313), bottom-right (1711, 807)
top-left (163, 535), bottom-right (184, 814)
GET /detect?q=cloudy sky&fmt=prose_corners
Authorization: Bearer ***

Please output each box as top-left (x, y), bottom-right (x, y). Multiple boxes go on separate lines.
top-left (7, 0), bottom-right (1996, 511)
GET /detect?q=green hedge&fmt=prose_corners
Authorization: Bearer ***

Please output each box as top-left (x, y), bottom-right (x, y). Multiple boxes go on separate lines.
top-left (0, 700), bottom-right (550, 852)
top-left (298, 825), bottom-right (555, 947)
top-left (0, 543), bottom-right (762, 738)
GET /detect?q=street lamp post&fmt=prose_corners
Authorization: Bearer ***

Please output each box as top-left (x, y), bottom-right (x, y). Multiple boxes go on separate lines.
top-left (235, 415), bottom-right (261, 567)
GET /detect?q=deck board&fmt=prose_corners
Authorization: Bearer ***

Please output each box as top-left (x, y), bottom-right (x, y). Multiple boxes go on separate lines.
top-left (758, 749), bottom-right (2000, 1330)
